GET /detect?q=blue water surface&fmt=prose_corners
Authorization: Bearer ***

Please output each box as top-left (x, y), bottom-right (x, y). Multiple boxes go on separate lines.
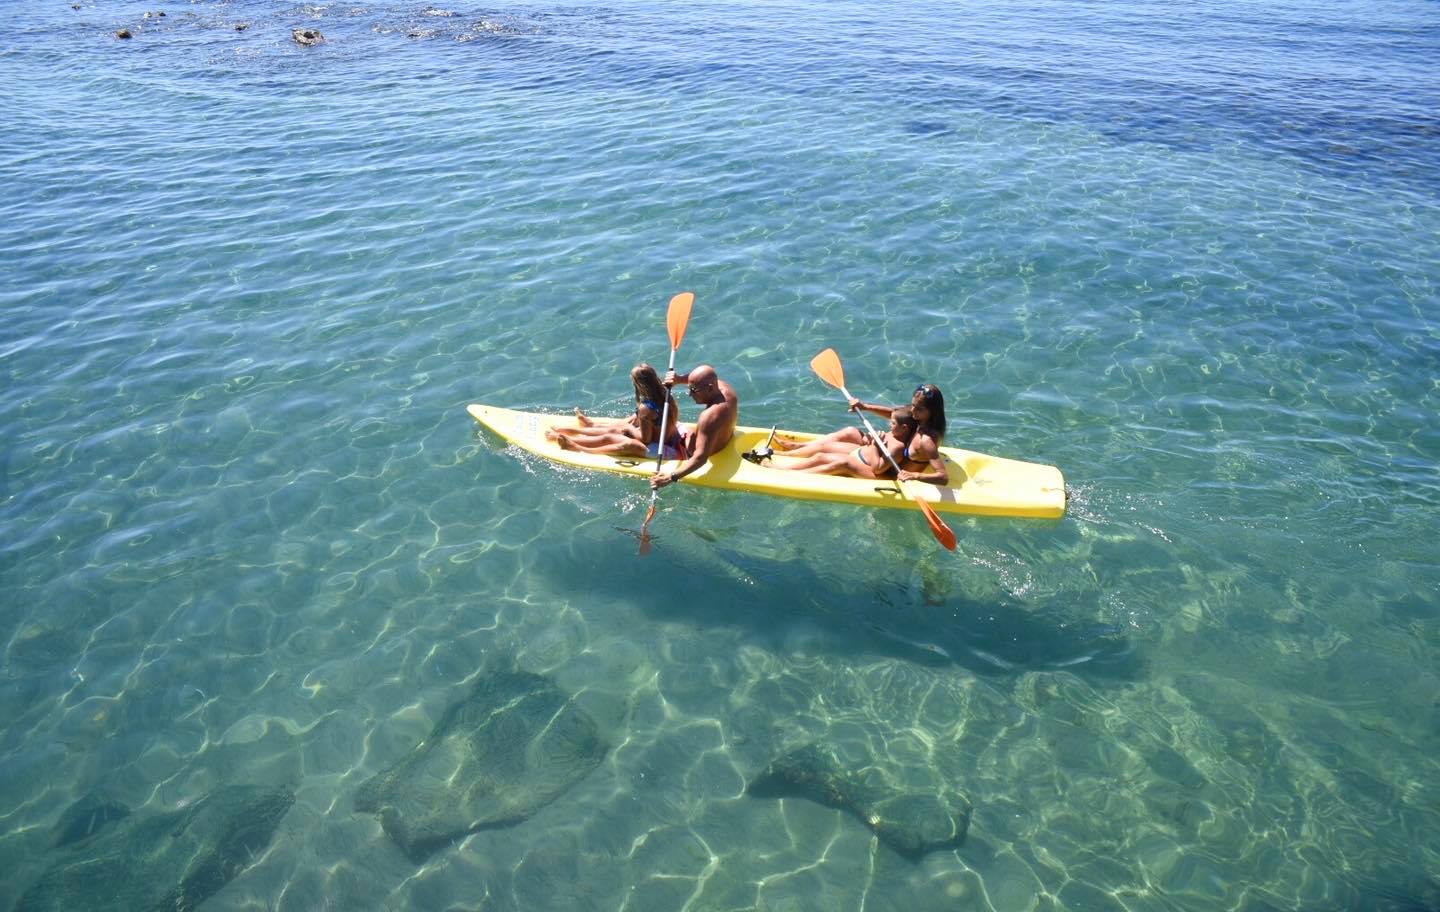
top-left (2, 0), bottom-right (1438, 908)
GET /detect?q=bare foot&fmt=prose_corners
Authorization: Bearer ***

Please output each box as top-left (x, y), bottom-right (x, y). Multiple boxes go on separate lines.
top-left (555, 435), bottom-right (577, 451)
top-left (574, 407), bottom-right (593, 427)
top-left (772, 434), bottom-right (805, 452)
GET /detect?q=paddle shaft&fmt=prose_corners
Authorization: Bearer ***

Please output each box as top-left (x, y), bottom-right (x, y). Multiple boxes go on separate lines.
top-left (840, 383), bottom-right (909, 479)
top-left (651, 346), bottom-right (680, 481)
top-left (638, 292), bottom-right (695, 553)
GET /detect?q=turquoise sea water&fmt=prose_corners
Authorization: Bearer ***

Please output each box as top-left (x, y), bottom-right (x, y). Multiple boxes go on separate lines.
top-left (3, 0), bottom-right (1438, 908)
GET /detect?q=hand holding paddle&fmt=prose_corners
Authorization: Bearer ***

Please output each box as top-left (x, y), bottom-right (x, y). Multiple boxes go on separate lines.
top-left (809, 348), bottom-right (957, 551)
top-left (638, 292), bottom-right (694, 554)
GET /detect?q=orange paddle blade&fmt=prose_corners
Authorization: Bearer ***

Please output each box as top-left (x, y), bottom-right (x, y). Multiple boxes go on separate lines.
top-left (809, 348), bottom-right (845, 391)
top-left (916, 496), bottom-right (958, 551)
top-left (638, 502), bottom-right (658, 555)
top-left (667, 292), bottom-right (694, 351)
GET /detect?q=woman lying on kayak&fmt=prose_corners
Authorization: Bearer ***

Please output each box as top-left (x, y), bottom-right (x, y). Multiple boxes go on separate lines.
top-left (776, 407), bottom-right (919, 478)
top-left (544, 363), bottom-right (683, 457)
top-left (775, 383), bottom-right (949, 484)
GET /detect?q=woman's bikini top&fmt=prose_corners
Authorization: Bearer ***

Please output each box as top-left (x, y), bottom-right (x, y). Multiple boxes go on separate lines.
top-left (902, 429), bottom-right (944, 465)
top-left (637, 397), bottom-right (685, 447)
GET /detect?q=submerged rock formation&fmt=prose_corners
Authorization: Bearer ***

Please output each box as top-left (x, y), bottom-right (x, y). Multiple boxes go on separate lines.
top-left (355, 669), bottom-right (608, 862)
top-left (50, 790), bottom-right (130, 848)
top-left (18, 785), bottom-right (294, 912)
top-left (747, 742), bottom-right (971, 859)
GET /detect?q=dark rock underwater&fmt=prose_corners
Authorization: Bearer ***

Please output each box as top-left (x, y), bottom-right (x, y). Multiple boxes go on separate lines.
top-left (17, 785), bottom-right (294, 912)
top-left (355, 669), bottom-right (608, 862)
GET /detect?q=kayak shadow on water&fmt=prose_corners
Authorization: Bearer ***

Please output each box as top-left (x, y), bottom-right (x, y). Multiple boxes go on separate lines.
top-left (602, 527), bottom-right (1142, 683)
top-left (859, 597), bottom-right (1141, 682)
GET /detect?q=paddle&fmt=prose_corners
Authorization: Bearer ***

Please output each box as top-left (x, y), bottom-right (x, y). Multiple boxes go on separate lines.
top-left (809, 348), bottom-right (958, 551)
top-left (638, 291), bottom-right (694, 554)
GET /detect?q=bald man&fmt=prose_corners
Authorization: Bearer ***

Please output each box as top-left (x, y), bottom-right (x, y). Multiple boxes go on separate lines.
top-left (649, 364), bottom-right (739, 490)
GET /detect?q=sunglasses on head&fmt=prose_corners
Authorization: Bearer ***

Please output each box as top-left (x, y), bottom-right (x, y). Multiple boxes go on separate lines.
top-left (914, 385), bottom-right (938, 402)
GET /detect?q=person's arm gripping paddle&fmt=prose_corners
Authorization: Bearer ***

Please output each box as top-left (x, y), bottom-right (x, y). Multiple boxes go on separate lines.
top-left (849, 397), bottom-right (896, 421)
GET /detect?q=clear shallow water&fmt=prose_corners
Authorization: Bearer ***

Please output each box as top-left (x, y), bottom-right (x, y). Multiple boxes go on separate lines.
top-left (2, 0), bottom-right (1438, 908)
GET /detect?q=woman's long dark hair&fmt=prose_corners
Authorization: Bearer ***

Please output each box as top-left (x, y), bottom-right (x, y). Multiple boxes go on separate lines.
top-left (631, 363), bottom-right (666, 408)
top-left (632, 363), bottom-right (678, 428)
top-left (914, 384), bottom-right (946, 439)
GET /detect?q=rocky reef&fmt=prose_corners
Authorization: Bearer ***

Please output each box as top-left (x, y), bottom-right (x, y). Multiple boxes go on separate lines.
top-left (18, 785), bottom-right (294, 912)
top-left (355, 669), bottom-right (608, 862)
top-left (747, 742), bottom-right (971, 859)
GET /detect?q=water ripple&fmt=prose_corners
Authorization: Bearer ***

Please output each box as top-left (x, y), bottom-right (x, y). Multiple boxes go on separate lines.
top-left (3, 0), bottom-right (1439, 908)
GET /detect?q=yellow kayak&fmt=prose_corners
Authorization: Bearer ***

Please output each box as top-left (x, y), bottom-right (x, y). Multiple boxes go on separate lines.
top-left (467, 404), bottom-right (1066, 519)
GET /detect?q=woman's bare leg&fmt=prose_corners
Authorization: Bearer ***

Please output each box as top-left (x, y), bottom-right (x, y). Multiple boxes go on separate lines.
top-left (776, 452), bottom-right (851, 474)
top-left (546, 421), bottom-right (632, 444)
top-left (773, 427), bottom-right (866, 456)
top-left (776, 446), bottom-right (888, 478)
top-left (555, 432), bottom-right (647, 457)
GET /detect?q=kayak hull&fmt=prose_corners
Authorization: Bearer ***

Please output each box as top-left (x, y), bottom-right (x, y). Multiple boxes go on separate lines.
top-left (467, 404), bottom-right (1065, 519)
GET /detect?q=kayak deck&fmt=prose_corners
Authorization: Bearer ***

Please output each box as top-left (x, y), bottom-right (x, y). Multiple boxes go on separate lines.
top-left (467, 404), bottom-right (1065, 519)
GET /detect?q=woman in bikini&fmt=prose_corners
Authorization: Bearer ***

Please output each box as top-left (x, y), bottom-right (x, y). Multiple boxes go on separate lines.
top-left (777, 407), bottom-right (919, 478)
top-left (545, 363), bottom-right (682, 457)
top-left (775, 383), bottom-right (949, 484)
